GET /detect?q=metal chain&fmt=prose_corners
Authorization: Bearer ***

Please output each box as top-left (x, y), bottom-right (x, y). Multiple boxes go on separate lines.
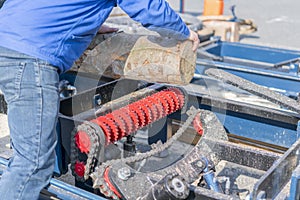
top-left (83, 122), bottom-right (101, 180)
top-left (70, 121), bottom-right (101, 181)
top-left (70, 124), bottom-right (82, 181)
top-left (91, 106), bottom-right (200, 199)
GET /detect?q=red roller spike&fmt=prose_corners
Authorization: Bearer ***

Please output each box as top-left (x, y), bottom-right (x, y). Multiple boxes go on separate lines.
top-left (152, 92), bottom-right (169, 116)
top-left (106, 113), bottom-right (126, 141)
top-left (139, 99), bottom-right (156, 122)
top-left (75, 131), bottom-right (91, 154)
top-left (161, 92), bottom-right (176, 113)
top-left (93, 119), bottom-right (112, 143)
top-left (128, 103), bottom-right (146, 127)
top-left (165, 90), bottom-right (180, 110)
top-left (114, 108), bottom-right (134, 134)
top-left (98, 116), bottom-right (119, 143)
top-left (169, 88), bottom-right (185, 108)
top-left (109, 111), bottom-right (127, 138)
top-left (149, 104), bottom-right (159, 122)
top-left (128, 109), bottom-right (139, 132)
top-left (193, 113), bottom-right (203, 135)
top-left (74, 161), bottom-right (85, 177)
top-left (154, 103), bottom-right (164, 119)
top-left (136, 102), bottom-right (152, 125)
top-left (147, 96), bottom-right (164, 119)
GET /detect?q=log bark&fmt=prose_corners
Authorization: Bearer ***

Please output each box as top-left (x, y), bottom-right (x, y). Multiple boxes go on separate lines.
top-left (73, 32), bottom-right (196, 85)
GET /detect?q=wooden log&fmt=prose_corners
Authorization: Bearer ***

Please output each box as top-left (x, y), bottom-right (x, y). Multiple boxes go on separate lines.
top-left (73, 32), bottom-right (196, 85)
top-left (124, 35), bottom-right (196, 85)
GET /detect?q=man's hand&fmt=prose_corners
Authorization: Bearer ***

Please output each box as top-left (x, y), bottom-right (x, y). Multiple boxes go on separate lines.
top-left (188, 29), bottom-right (200, 52)
top-left (98, 25), bottom-right (119, 34)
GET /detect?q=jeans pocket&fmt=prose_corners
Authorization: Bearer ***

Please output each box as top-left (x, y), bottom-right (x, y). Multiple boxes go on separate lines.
top-left (3, 62), bottom-right (26, 103)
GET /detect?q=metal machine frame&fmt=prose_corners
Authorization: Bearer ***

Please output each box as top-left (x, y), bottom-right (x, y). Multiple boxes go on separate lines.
top-left (1, 40), bottom-right (300, 199)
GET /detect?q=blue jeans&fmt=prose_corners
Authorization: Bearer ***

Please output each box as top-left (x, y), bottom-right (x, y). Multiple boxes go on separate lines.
top-left (0, 46), bottom-right (60, 200)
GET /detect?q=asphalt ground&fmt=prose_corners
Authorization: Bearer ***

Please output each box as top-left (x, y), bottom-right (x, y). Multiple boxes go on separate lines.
top-left (0, 114), bottom-right (10, 159)
top-left (168, 0), bottom-right (300, 50)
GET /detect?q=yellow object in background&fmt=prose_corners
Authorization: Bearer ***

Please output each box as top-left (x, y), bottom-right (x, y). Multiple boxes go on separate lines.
top-left (203, 0), bottom-right (224, 16)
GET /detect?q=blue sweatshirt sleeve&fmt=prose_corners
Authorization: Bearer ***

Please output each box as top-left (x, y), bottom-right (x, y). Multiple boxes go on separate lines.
top-left (116, 0), bottom-right (190, 40)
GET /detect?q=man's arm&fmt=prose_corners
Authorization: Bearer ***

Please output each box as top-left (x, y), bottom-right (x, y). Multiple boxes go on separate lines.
top-left (116, 0), bottom-right (199, 51)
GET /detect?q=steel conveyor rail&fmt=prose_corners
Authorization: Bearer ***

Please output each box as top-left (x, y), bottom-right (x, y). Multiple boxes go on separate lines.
top-left (0, 157), bottom-right (105, 200)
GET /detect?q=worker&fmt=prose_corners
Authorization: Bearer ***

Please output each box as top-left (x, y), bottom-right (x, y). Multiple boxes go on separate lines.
top-left (0, 0), bottom-right (199, 199)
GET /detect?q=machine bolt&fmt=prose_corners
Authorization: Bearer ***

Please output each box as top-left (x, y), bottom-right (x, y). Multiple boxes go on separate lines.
top-left (196, 160), bottom-right (204, 168)
top-left (97, 100), bottom-right (101, 105)
top-left (94, 94), bottom-right (102, 106)
top-left (171, 177), bottom-right (185, 193)
top-left (117, 167), bottom-right (131, 181)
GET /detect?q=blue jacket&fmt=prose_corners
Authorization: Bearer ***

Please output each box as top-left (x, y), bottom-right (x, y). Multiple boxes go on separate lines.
top-left (0, 0), bottom-right (190, 72)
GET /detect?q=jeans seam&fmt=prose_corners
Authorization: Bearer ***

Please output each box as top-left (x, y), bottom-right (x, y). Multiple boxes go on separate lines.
top-left (14, 62), bottom-right (25, 98)
top-left (36, 61), bottom-right (43, 172)
top-left (16, 61), bottom-right (43, 200)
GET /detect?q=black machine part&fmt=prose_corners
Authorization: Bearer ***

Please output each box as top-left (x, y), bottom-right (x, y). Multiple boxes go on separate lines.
top-left (95, 108), bottom-right (229, 199)
top-left (123, 135), bottom-right (136, 158)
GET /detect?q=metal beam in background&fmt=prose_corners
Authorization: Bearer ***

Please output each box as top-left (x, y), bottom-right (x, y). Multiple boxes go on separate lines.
top-left (196, 40), bottom-right (300, 99)
top-left (205, 68), bottom-right (300, 114)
